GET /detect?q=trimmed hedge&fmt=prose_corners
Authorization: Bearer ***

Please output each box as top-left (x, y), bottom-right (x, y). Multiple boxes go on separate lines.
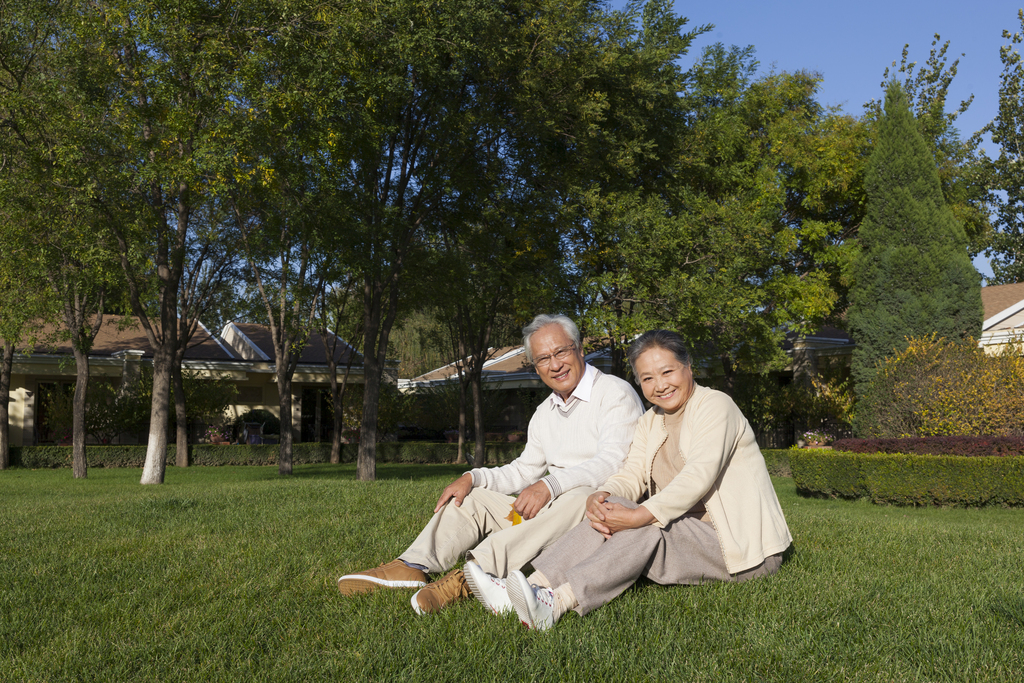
top-left (8, 444), bottom-right (791, 476)
top-left (831, 436), bottom-right (1024, 457)
top-left (6, 441), bottom-right (526, 469)
top-left (760, 449), bottom-right (791, 478)
top-left (790, 449), bottom-right (1024, 507)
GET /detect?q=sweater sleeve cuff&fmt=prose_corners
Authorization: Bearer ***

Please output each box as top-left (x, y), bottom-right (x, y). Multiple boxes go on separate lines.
top-left (470, 469), bottom-right (484, 487)
top-left (541, 475), bottom-right (561, 499)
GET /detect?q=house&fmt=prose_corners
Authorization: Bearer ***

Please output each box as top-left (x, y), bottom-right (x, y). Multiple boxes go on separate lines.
top-left (979, 281), bottom-right (1024, 351)
top-left (784, 283), bottom-right (1024, 370)
top-left (5, 316), bottom-right (367, 446)
top-left (217, 322), bottom-right (377, 443)
top-left (398, 343), bottom-right (624, 433)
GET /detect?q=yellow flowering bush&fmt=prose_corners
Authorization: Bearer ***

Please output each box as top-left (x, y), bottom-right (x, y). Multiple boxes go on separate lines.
top-left (856, 334), bottom-right (1024, 438)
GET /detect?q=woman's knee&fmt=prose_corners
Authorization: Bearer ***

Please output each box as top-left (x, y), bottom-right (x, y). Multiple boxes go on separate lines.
top-left (605, 496), bottom-right (640, 510)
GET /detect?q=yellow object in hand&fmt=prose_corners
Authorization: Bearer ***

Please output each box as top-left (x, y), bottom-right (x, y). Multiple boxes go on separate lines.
top-left (505, 505), bottom-right (522, 525)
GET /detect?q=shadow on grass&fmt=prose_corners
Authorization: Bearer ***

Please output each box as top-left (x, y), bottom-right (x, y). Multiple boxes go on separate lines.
top-left (991, 595), bottom-right (1024, 627)
top-left (290, 462), bottom-right (472, 482)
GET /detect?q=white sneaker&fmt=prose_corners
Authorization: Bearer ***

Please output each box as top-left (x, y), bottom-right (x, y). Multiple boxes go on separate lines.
top-left (463, 561), bottom-right (513, 615)
top-left (507, 570), bottom-right (556, 631)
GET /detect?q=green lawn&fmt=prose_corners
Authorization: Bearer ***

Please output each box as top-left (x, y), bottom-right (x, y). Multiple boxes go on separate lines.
top-left (1, 464), bottom-right (1022, 682)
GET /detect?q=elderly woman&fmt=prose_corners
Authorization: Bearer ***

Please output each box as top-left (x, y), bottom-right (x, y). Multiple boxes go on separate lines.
top-left (464, 330), bottom-right (792, 630)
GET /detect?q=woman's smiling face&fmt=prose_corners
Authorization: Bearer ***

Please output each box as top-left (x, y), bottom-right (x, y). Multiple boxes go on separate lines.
top-left (634, 346), bottom-right (693, 414)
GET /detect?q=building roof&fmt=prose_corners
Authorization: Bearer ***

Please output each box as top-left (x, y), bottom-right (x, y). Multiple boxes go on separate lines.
top-left (220, 322), bottom-right (361, 366)
top-left (783, 325), bottom-right (855, 352)
top-left (402, 343), bottom-right (621, 391)
top-left (28, 315), bottom-right (236, 361)
top-left (981, 282), bottom-right (1024, 333)
top-left (409, 346), bottom-right (528, 383)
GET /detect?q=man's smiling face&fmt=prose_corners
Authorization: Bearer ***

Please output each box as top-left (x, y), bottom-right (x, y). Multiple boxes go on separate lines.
top-left (529, 323), bottom-right (586, 399)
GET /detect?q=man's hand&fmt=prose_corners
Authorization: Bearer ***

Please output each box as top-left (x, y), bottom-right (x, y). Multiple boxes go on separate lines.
top-left (434, 473), bottom-right (474, 513)
top-left (513, 481), bottom-right (552, 520)
top-left (585, 492), bottom-right (654, 539)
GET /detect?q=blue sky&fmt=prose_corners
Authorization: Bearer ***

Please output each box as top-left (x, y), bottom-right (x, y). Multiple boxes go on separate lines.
top-left (612, 0), bottom-right (1021, 279)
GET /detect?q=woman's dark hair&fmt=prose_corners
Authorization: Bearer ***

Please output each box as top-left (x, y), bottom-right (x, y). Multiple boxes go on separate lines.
top-left (626, 330), bottom-right (692, 376)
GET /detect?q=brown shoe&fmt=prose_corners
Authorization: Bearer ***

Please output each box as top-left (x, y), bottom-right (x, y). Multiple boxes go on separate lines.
top-left (410, 568), bottom-right (470, 615)
top-left (337, 559), bottom-right (428, 596)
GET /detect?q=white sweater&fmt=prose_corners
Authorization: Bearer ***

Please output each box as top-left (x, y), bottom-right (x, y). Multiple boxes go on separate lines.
top-left (471, 366), bottom-right (644, 498)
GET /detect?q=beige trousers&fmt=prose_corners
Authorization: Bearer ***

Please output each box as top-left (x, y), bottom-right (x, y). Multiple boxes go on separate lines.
top-left (399, 486), bottom-right (595, 577)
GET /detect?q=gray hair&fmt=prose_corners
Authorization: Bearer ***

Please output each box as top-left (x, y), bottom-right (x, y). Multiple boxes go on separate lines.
top-left (522, 314), bottom-right (581, 363)
top-left (626, 330), bottom-right (692, 375)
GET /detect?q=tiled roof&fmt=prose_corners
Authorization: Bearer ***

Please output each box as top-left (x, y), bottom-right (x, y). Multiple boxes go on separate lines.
top-left (27, 315), bottom-right (236, 361)
top-left (981, 282), bottom-right (1024, 329)
top-left (782, 326), bottom-right (854, 351)
top-left (224, 322), bottom-right (361, 365)
top-left (411, 346), bottom-right (528, 382)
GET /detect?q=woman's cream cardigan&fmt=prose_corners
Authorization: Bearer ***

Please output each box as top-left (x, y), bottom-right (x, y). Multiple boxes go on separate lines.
top-left (600, 383), bottom-right (792, 574)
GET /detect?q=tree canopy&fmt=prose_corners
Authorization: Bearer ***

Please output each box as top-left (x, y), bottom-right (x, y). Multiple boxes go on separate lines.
top-left (0, 0), bottom-right (1010, 476)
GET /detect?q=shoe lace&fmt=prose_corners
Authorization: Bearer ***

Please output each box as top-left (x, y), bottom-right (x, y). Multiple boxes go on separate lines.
top-left (433, 570), bottom-right (470, 600)
top-left (533, 585), bottom-right (554, 608)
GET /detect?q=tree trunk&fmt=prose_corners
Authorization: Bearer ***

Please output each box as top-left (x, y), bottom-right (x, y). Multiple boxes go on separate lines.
top-left (471, 371), bottom-right (485, 467)
top-left (610, 340), bottom-right (627, 380)
top-left (329, 360), bottom-right (354, 465)
top-left (140, 347), bottom-right (173, 484)
top-left (277, 365), bottom-right (294, 475)
top-left (330, 387), bottom-right (345, 464)
top-left (720, 355), bottom-right (737, 397)
top-left (0, 342), bottom-right (13, 470)
top-left (70, 347), bottom-right (90, 479)
top-left (456, 371), bottom-right (469, 466)
top-left (357, 358), bottom-right (379, 481)
top-left (172, 363), bottom-right (189, 467)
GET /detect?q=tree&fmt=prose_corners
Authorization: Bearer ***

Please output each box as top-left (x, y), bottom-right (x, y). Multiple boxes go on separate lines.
top-left (229, 118), bottom-right (329, 475)
top-left (847, 81), bottom-right (982, 415)
top-left (0, 0), bottom-right (116, 478)
top-left (577, 45), bottom-right (846, 389)
top-left (0, 256), bottom-right (48, 469)
top-left (315, 273), bottom-right (362, 465)
top-left (232, 199), bottom-right (324, 475)
top-left (867, 37), bottom-right (993, 255)
top-left (988, 10), bottom-right (1024, 284)
top-left (170, 225), bottom-right (239, 467)
top-left (75, 0), bottom-right (262, 484)
top-left (565, 2), bottom-right (712, 377)
top-left (429, 109), bottom-right (571, 465)
top-left (294, 0), bottom-right (693, 481)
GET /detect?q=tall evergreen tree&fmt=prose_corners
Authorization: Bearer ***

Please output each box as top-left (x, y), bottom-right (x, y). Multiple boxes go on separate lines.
top-left (848, 81), bottom-right (982, 410)
top-left (988, 10), bottom-right (1024, 283)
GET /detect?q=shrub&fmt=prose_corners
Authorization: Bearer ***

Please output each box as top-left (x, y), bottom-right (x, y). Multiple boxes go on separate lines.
top-left (760, 449), bottom-right (791, 477)
top-left (728, 360), bottom-right (853, 442)
top-left (832, 436), bottom-right (1024, 457)
top-left (9, 441), bottom-right (525, 469)
top-left (790, 449), bottom-right (1024, 507)
top-left (855, 334), bottom-right (1024, 438)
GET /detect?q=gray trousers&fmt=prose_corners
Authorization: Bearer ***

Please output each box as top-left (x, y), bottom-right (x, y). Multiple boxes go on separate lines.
top-left (532, 497), bottom-right (783, 616)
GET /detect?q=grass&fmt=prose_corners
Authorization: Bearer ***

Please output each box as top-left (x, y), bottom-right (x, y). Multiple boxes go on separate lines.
top-left (1, 464), bottom-right (1023, 682)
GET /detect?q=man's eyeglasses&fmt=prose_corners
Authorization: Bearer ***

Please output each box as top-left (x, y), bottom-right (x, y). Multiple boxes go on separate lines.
top-left (533, 344), bottom-right (577, 368)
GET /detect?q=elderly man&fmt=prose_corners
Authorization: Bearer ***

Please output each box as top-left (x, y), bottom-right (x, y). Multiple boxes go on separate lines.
top-left (337, 313), bottom-right (644, 614)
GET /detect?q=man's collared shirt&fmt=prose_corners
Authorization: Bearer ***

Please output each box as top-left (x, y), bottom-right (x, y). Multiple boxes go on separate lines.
top-left (548, 362), bottom-right (596, 412)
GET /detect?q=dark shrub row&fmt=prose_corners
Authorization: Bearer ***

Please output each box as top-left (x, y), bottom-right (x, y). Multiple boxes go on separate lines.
top-left (831, 436), bottom-right (1024, 457)
top-left (790, 449), bottom-right (1024, 507)
top-left (9, 442), bottom-right (526, 469)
